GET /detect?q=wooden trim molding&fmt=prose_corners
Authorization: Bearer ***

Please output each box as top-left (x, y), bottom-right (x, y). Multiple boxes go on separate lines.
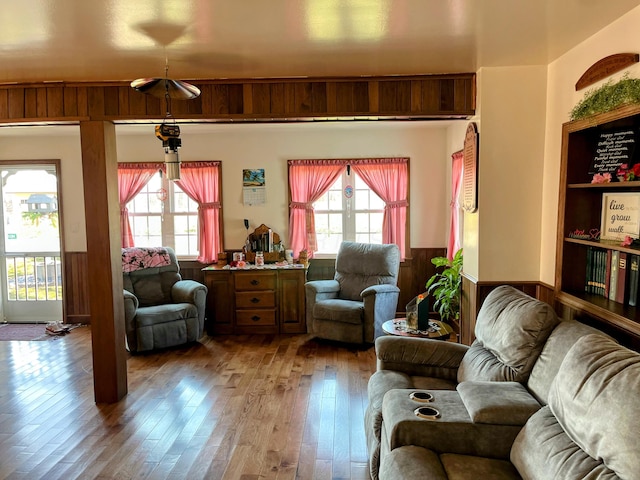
top-left (0, 74), bottom-right (475, 124)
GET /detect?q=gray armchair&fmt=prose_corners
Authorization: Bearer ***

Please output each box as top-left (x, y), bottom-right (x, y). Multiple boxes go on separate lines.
top-left (305, 241), bottom-right (401, 344)
top-left (122, 247), bottom-right (208, 353)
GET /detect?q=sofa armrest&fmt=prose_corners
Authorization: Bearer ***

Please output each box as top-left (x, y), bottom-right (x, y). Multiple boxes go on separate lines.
top-left (457, 381), bottom-right (541, 426)
top-left (375, 335), bottom-right (468, 379)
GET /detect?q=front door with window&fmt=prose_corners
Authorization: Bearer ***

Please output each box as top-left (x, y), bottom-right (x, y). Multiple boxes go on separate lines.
top-left (0, 165), bottom-right (63, 323)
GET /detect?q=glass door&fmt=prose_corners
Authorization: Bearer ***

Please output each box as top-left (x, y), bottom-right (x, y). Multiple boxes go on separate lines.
top-left (0, 165), bottom-right (63, 323)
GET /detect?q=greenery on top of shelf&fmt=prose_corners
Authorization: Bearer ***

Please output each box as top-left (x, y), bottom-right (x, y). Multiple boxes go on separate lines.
top-left (570, 74), bottom-right (640, 121)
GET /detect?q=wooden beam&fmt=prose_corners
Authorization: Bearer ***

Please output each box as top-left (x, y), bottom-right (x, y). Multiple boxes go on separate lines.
top-left (80, 120), bottom-right (128, 403)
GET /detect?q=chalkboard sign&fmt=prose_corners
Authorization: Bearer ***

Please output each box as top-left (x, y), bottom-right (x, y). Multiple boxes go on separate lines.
top-left (589, 129), bottom-right (637, 175)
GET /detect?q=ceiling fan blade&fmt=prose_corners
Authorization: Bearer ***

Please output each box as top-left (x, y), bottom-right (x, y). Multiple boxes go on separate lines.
top-left (130, 78), bottom-right (201, 100)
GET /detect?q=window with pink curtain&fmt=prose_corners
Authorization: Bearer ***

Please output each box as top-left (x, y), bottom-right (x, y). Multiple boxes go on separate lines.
top-left (288, 160), bottom-right (346, 257)
top-left (351, 158), bottom-right (409, 260)
top-left (117, 163), bottom-right (160, 247)
top-left (448, 151), bottom-right (464, 261)
top-left (174, 161), bottom-right (222, 264)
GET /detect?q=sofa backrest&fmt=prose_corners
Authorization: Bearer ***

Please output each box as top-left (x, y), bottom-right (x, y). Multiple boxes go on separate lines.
top-left (122, 247), bottom-right (182, 307)
top-left (334, 241), bottom-right (400, 301)
top-left (512, 334), bottom-right (640, 479)
top-left (457, 285), bottom-right (560, 383)
top-left (526, 320), bottom-right (610, 405)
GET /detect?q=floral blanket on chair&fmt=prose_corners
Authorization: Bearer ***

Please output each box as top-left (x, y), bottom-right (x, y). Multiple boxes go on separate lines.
top-left (122, 247), bottom-right (171, 273)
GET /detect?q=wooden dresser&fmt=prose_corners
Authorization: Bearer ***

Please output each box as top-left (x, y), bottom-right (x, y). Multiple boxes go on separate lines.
top-left (202, 265), bottom-right (307, 334)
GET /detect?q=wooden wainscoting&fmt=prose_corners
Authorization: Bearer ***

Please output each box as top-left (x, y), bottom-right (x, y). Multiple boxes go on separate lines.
top-left (63, 251), bottom-right (90, 324)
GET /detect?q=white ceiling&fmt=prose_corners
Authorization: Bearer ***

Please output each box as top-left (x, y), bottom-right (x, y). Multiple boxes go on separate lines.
top-left (2, 0), bottom-right (640, 84)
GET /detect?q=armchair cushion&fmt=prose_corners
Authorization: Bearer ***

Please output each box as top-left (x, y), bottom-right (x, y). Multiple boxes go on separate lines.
top-left (313, 299), bottom-right (363, 325)
top-left (335, 241), bottom-right (400, 301)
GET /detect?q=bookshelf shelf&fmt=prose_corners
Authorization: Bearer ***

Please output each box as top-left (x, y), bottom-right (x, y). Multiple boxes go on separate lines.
top-left (556, 104), bottom-right (640, 338)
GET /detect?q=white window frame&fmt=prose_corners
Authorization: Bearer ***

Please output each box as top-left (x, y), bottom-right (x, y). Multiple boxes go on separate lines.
top-left (312, 170), bottom-right (385, 258)
top-left (126, 171), bottom-right (199, 259)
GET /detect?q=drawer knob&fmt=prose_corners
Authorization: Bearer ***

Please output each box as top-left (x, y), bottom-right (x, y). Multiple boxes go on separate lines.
top-left (251, 315), bottom-right (261, 322)
top-left (250, 279), bottom-right (260, 286)
top-left (251, 297), bottom-right (260, 303)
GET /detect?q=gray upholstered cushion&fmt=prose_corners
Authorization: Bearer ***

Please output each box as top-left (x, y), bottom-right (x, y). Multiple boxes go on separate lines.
top-left (440, 453), bottom-right (520, 480)
top-left (457, 286), bottom-right (559, 383)
top-left (457, 381), bottom-right (540, 425)
top-left (526, 320), bottom-right (611, 405)
top-left (510, 406), bottom-right (613, 479)
top-left (334, 241), bottom-right (400, 301)
top-left (312, 298), bottom-right (363, 324)
top-left (547, 334), bottom-right (640, 479)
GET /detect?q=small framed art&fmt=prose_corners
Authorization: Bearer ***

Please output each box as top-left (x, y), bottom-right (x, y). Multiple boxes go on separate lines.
top-left (601, 192), bottom-right (640, 241)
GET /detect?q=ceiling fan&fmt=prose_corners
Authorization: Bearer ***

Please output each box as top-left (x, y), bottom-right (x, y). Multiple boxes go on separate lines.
top-left (129, 20), bottom-right (201, 100)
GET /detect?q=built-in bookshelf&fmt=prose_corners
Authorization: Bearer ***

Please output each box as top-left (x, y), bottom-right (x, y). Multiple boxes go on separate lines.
top-left (556, 104), bottom-right (640, 338)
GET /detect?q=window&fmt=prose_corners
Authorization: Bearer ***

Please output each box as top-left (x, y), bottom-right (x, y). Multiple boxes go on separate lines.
top-left (313, 171), bottom-right (385, 255)
top-left (127, 171), bottom-right (199, 257)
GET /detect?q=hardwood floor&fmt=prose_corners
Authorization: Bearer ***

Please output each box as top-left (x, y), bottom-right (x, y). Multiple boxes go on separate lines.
top-left (0, 327), bottom-right (377, 480)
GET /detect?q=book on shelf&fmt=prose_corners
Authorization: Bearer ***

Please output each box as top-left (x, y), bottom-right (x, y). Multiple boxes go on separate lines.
top-left (615, 252), bottom-right (630, 304)
top-left (585, 247), bottom-right (610, 298)
top-left (629, 254), bottom-right (640, 307)
top-left (604, 249), bottom-right (612, 299)
top-left (609, 250), bottom-right (619, 301)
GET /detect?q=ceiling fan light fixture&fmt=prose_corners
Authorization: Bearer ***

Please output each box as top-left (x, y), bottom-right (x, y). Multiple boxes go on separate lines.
top-left (130, 77), bottom-right (201, 100)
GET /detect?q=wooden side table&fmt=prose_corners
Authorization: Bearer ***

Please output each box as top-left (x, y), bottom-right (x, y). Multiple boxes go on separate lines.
top-left (382, 318), bottom-right (454, 341)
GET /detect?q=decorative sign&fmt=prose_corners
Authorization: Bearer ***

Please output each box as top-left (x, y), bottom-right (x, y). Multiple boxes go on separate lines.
top-left (600, 192), bottom-right (640, 241)
top-left (462, 122), bottom-right (478, 213)
top-left (589, 129), bottom-right (637, 175)
top-left (576, 53), bottom-right (639, 91)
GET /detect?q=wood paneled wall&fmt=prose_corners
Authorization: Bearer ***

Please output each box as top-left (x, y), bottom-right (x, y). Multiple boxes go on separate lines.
top-left (0, 74), bottom-right (475, 123)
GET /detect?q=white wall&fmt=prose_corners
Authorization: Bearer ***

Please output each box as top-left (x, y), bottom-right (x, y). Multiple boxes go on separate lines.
top-left (0, 121), bottom-right (454, 255)
top-left (542, 5), bottom-right (640, 284)
top-left (470, 65), bottom-right (548, 281)
top-left (117, 121), bottom-right (451, 252)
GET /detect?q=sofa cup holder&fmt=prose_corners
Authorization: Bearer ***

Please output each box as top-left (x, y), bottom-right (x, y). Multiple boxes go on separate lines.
top-left (414, 406), bottom-right (440, 420)
top-left (409, 391), bottom-right (433, 403)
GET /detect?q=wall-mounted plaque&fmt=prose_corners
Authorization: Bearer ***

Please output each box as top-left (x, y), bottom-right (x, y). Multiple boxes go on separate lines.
top-left (462, 122), bottom-right (478, 213)
top-left (588, 129), bottom-right (637, 175)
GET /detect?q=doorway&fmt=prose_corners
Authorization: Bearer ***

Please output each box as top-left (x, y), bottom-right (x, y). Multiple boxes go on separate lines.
top-left (0, 164), bottom-right (63, 323)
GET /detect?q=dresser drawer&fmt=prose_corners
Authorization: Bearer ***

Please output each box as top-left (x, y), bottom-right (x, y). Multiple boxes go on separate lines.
top-left (236, 310), bottom-right (276, 326)
top-left (235, 291), bottom-right (275, 308)
top-left (234, 272), bottom-right (277, 290)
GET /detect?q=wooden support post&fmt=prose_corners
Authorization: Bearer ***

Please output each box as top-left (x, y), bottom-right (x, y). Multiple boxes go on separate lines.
top-left (80, 120), bottom-right (128, 403)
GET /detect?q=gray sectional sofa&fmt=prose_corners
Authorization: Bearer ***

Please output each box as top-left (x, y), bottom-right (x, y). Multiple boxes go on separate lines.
top-left (365, 285), bottom-right (640, 479)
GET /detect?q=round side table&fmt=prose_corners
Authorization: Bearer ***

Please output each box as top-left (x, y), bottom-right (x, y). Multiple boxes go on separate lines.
top-left (382, 318), bottom-right (454, 341)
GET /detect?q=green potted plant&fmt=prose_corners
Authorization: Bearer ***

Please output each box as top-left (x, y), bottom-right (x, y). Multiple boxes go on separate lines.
top-left (425, 248), bottom-right (463, 324)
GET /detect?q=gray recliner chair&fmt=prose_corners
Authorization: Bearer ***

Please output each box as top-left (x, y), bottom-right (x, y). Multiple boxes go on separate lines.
top-left (122, 247), bottom-right (208, 353)
top-left (305, 241), bottom-right (401, 344)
